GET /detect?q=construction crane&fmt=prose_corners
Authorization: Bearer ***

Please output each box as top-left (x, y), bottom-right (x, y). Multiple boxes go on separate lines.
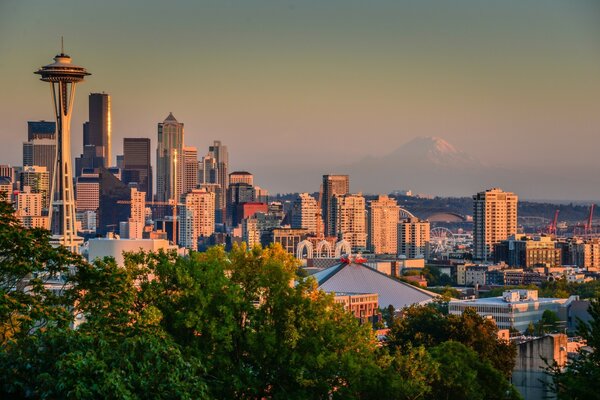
top-left (585, 204), bottom-right (595, 236)
top-left (315, 184), bottom-right (324, 239)
top-left (547, 209), bottom-right (559, 235)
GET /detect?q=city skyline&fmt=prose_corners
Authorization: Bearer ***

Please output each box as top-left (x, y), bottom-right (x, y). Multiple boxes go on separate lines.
top-left (2, 1), bottom-right (600, 200)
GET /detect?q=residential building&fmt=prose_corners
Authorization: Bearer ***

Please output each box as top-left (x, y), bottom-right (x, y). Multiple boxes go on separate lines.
top-left (178, 189), bottom-right (215, 251)
top-left (331, 193), bottom-right (367, 251)
top-left (20, 166), bottom-right (50, 209)
top-left (473, 188), bottom-right (518, 261)
top-left (494, 235), bottom-right (562, 268)
top-left (397, 217), bottom-right (430, 259)
top-left (368, 195), bottom-right (399, 255)
top-left (292, 193), bottom-right (321, 235)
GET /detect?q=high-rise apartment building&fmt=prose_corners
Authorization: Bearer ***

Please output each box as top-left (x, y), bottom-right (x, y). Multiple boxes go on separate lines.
top-left (473, 188), bottom-right (518, 261)
top-left (123, 138), bottom-right (152, 201)
top-left (322, 175), bottom-right (349, 237)
top-left (292, 193), bottom-right (321, 235)
top-left (20, 166), bottom-right (50, 209)
top-left (208, 140), bottom-right (228, 223)
top-left (368, 195), bottom-right (399, 255)
top-left (87, 93), bottom-right (112, 167)
top-left (331, 193), bottom-right (367, 251)
top-left (182, 146), bottom-right (198, 195)
top-left (156, 113), bottom-right (184, 202)
top-left (398, 217), bottom-right (430, 259)
top-left (120, 187), bottom-right (147, 239)
top-left (15, 187), bottom-right (47, 229)
top-left (178, 189), bottom-right (215, 250)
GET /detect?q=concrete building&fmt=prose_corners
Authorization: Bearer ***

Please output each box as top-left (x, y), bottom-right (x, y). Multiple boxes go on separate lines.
top-left (331, 193), bottom-right (367, 251)
top-left (20, 166), bottom-right (50, 209)
top-left (156, 113), bottom-right (184, 202)
top-left (368, 195), bottom-right (399, 255)
top-left (226, 182), bottom-right (255, 227)
top-left (178, 189), bottom-right (215, 251)
top-left (122, 138), bottom-right (152, 201)
top-left (75, 172), bottom-right (99, 212)
top-left (0, 177), bottom-right (12, 202)
top-left (397, 217), bottom-right (430, 259)
top-left (569, 238), bottom-right (600, 270)
top-left (512, 334), bottom-right (568, 400)
top-left (292, 193), bottom-right (321, 235)
top-left (87, 237), bottom-right (175, 266)
top-left (473, 188), bottom-right (518, 261)
top-left (322, 175), bottom-right (349, 237)
top-left (449, 290), bottom-right (575, 332)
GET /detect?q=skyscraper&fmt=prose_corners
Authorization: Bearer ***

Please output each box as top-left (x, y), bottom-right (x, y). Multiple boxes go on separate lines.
top-left (179, 189), bottom-right (215, 250)
top-left (75, 172), bottom-right (99, 212)
top-left (322, 175), bottom-right (349, 236)
top-left (368, 195), bottom-right (399, 255)
top-left (331, 193), bottom-right (367, 251)
top-left (229, 171), bottom-right (254, 186)
top-left (97, 167), bottom-right (132, 235)
top-left (182, 146), bottom-right (198, 195)
top-left (20, 166), bottom-right (50, 210)
top-left (208, 140), bottom-right (228, 223)
top-left (35, 49), bottom-right (89, 252)
top-left (473, 188), bottom-right (518, 261)
top-left (122, 138), bottom-right (152, 201)
top-left (87, 93), bottom-right (112, 167)
top-left (156, 113), bottom-right (184, 202)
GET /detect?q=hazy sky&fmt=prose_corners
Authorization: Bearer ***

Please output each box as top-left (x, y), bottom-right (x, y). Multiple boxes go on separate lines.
top-left (1, 1), bottom-right (600, 198)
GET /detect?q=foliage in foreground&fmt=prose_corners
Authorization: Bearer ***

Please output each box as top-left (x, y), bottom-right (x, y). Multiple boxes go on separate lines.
top-left (0, 200), bottom-right (522, 399)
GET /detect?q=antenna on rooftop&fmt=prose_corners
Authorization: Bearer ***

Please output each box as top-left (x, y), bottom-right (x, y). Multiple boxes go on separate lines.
top-left (61, 36), bottom-right (64, 54)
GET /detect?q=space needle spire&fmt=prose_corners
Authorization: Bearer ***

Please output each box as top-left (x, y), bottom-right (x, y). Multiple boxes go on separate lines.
top-left (35, 43), bottom-right (90, 253)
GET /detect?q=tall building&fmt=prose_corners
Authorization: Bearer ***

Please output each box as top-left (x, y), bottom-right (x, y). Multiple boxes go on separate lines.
top-left (0, 177), bottom-right (12, 203)
top-left (20, 166), bottom-right (50, 209)
top-left (398, 217), bottom-right (430, 259)
top-left (97, 168), bottom-right (132, 235)
top-left (35, 49), bottom-right (89, 252)
top-left (75, 172), bottom-right (99, 212)
top-left (292, 193), bottom-right (321, 235)
top-left (23, 139), bottom-right (56, 182)
top-left (15, 187), bottom-right (47, 229)
top-left (156, 113), bottom-right (184, 202)
top-left (322, 175), bottom-right (349, 236)
top-left (123, 138), bottom-right (152, 201)
top-left (473, 188), bottom-right (518, 261)
top-left (368, 195), bottom-right (399, 255)
top-left (120, 187), bottom-right (146, 239)
top-left (182, 146), bottom-right (198, 195)
top-left (87, 93), bottom-right (112, 167)
top-left (179, 189), bottom-right (215, 250)
top-left (226, 182), bottom-right (255, 227)
top-left (27, 120), bottom-right (55, 141)
top-left (331, 193), bottom-right (367, 251)
top-left (198, 152), bottom-right (218, 185)
top-left (208, 140), bottom-right (228, 223)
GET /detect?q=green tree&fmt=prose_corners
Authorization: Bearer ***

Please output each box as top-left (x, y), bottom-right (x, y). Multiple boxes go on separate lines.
top-left (428, 341), bottom-right (522, 400)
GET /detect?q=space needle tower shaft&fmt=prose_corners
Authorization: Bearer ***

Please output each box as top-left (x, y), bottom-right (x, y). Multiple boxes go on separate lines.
top-left (34, 42), bottom-right (90, 253)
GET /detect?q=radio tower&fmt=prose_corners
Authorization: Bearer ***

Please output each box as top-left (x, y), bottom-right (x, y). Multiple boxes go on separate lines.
top-left (35, 41), bottom-right (90, 253)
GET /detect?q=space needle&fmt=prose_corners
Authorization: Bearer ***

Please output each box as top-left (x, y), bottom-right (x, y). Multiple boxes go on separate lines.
top-left (35, 42), bottom-right (90, 253)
